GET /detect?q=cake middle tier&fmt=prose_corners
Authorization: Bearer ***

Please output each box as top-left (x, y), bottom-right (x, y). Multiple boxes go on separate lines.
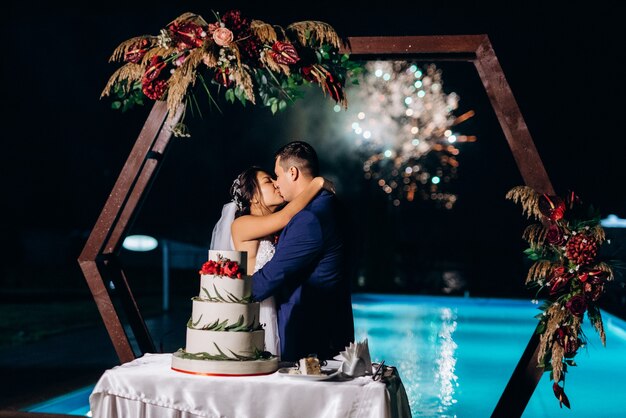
top-left (191, 300), bottom-right (260, 329)
top-left (200, 274), bottom-right (252, 301)
top-left (185, 329), bottom-right (266, 357)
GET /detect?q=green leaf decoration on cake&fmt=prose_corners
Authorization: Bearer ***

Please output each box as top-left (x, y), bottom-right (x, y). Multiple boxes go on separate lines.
top-left (226, 290), bottom-right (243, 303)
top-left (187, 314), bottom-right (261, 332)
top-left (228, 349), bottom-right (257, 361)
top-left (204, 318), bottom-right (229, 331)
top-left (196, 290), bottom-right (252, 304)
top-left (213, 284), bottom-right (228, 302)
top-left (213, 342), bottom-right (229, 358)
top-left (174, 347), bottom-right (274, 362)
top-left (190, 314), bottom-right (203, 327)
top-left (225, 315), bottom-right (244, 331)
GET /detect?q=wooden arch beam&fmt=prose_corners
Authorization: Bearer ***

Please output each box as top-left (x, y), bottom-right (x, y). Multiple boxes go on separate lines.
top-left (79, 34), bottom-right (550, 417)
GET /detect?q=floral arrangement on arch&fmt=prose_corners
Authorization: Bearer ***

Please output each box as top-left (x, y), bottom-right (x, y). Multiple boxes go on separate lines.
top-left (101, 10), bottom-right (359, 136)
top-left (506, 186), bottom-right (614, 409)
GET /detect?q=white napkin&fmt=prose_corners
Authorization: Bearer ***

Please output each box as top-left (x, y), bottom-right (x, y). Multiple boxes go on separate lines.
top-left (333, 338), bottom-right (373, 377)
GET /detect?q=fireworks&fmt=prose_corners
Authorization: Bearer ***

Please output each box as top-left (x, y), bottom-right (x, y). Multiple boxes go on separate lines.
top-left (346, 61), bottom-right (475, 208)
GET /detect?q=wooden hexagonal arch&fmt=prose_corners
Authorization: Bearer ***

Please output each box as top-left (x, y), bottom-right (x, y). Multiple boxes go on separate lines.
top-left (78, 35), bottom-right (552, 416)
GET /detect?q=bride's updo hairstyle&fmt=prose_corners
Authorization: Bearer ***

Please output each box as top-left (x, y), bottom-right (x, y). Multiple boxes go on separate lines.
top-left (230, 166), bottom-right (265, 218)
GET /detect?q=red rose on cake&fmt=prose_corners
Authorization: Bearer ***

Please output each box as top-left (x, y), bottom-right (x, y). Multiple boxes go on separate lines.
top-left (199, 260), bottom-right (219, 275)
top-left (199, 258), bottom-right (242, 278)
top-left (223, 261), bottom-right (242, 279)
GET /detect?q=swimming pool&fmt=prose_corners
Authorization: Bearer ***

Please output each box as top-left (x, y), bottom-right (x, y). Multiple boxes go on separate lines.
top-left (24, 294), bottom-right (626, 417)
top-left (352, 293), bottom-right (626, 417)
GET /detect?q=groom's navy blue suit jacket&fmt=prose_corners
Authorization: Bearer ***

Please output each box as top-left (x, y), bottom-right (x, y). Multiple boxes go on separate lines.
top-left (252, 190), bottom-right (354, 361)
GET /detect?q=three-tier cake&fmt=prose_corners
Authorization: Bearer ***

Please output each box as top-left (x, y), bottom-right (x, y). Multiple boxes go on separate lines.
top-left (171, 250), bottom-right (278, 376)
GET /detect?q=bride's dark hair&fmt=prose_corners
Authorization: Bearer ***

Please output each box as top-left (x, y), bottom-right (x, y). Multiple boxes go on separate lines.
top-left (230, 166), bottom-right (265, 218)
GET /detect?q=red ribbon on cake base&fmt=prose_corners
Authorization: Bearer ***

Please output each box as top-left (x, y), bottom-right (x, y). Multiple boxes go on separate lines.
top-left (171, 367), bottom-right (275, 377)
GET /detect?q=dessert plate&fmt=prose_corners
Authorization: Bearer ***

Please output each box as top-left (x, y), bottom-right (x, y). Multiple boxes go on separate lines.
top-left (276, 367), bottom-right (341, 381)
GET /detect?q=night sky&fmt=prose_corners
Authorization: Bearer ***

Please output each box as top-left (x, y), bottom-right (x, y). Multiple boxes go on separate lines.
top-left (3, 1), bottom-right (625, 300)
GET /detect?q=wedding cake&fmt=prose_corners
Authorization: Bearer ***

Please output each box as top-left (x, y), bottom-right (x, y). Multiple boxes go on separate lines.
top-left (171, 250), bottom-right (278, 375)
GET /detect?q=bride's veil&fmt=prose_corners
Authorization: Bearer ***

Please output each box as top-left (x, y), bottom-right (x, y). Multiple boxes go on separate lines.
top-left (210, 201), bottom-right (237, 250)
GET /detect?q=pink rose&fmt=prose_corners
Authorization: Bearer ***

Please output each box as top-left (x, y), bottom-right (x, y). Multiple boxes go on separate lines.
top-left (213, 27), bottom-right (234, 46)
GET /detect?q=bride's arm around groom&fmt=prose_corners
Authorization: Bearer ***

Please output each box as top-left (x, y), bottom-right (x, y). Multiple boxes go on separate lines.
top-left (252, 141), bottom-right (354, 362)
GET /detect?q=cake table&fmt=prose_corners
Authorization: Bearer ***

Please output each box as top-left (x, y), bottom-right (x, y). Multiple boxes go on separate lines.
top-left (89, 353), bottom-right (411, 418)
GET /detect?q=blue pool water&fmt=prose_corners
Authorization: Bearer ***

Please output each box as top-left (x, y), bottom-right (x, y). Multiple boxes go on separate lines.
top-left (25, 294), bottom-right (626, 417)
top-left (352, 294), bottom-right (626, 417)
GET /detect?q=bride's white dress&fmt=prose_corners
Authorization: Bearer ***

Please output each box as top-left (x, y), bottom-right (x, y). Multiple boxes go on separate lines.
top-left (254, 239), bottom-right (281, 359)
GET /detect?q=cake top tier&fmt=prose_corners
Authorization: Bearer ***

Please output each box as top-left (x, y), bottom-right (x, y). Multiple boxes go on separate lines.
top-left (207, 250), bottom-right (248, 275)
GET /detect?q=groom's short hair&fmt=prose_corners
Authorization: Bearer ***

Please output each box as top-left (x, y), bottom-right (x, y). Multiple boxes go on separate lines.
top-left (275, 141), bottom-right (319, 177)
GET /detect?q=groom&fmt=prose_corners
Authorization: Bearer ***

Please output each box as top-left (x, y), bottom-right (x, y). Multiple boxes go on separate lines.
top-left (252, 141), bottom-right (354, 362)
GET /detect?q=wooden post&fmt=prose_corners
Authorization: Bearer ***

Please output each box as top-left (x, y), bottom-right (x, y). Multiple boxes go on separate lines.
top-left (78, 101), bottom-right (182, 363)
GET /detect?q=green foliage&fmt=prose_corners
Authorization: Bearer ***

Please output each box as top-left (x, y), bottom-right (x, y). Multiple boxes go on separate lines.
top-left (197, 287), bottom-right (252, 304)
top-left (186, 313), bottom-right (262, 332)
top-left (110, 82), bottom-right (145, 112)
top-left (174, 346), bottom-right (274, 361)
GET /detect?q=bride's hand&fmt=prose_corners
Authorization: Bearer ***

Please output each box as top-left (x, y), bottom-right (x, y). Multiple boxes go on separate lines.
top-left (322, 177), bottom-right (336, 194)
top-left (313, 176), bottom-right (336, 194)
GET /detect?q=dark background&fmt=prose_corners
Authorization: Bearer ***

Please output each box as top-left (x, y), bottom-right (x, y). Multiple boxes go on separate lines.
top-left (3, 1), bottom-right (625, 309)
top-left (1, 0), bottom-right (625, 409)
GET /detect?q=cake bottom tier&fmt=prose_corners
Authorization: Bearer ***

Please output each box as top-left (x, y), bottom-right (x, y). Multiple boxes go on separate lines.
top-left (171, 351), bottom-right (278, 376)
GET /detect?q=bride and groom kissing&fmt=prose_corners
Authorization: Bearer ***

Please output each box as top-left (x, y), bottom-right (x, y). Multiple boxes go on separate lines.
top-left (210, 141), bottom-right (354, 362)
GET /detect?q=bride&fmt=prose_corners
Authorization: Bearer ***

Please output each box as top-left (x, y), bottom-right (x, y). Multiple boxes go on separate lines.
top-left (210, 166), bottom-right (332, 359)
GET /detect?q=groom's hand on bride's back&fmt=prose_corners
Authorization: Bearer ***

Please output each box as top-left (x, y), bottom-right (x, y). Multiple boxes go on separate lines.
top-left (321, 177), bottom-right (336, 194)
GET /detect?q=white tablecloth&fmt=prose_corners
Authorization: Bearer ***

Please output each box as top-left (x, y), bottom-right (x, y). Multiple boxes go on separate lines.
top-left (90, 353), bottom-right (411, 418)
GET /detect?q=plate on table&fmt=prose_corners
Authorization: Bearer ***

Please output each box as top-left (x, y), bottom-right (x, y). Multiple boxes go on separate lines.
top-left (276, 366), bottom-right (341, 381)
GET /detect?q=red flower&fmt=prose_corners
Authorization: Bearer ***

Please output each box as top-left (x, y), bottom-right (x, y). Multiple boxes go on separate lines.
top-left (199, 261), bottom-right (218, 275)
top-left (538, 194), bottom-right (566, 221)
top-left (220, 10), bottom-right (260, 63)
top-left (548, 266), bottom-right (573, 295)
top-left (124, 38), bottom-right (150, 63)
top-left (565, 190), bottom-right (581, 210)
top-left (214, 68), bottom-right (234, 87)
top-left (142, 79), bottom-right (167, 100)
top-left (221, 10), bottom-right (250, 34)
top-left (143, 56), bottom-right (166, 82)
top-left (300, 64), bottom-right (344, 103)
top-left (142, 56), bottom-right (168, 100)
top-left (578, 267), bottom-right (607, 283)
top-left (553, 382), bottom-right (571, 409)
top-left (545, 224), bottom-right (565, 245)
top-left (269, 41), bottom-right (300, 65)
top-left (582, 271), bottom-right (607, 302)
top-left (555, 326), bottom-right (580, 357)
top-left (168, 21), bottom-right (207, 49)
top-left (565, 233), bottom-right (598, 265)
top-left (324, 71), bottom-right (344, 103)
top-left (301, 65), bottom-right (316, 82)
top-left (199, 258), bottom-right (242, 279)
top-left (223, 261), bottom-right (241, 278)
top-left (565, 294), bottom-right (587, 316)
